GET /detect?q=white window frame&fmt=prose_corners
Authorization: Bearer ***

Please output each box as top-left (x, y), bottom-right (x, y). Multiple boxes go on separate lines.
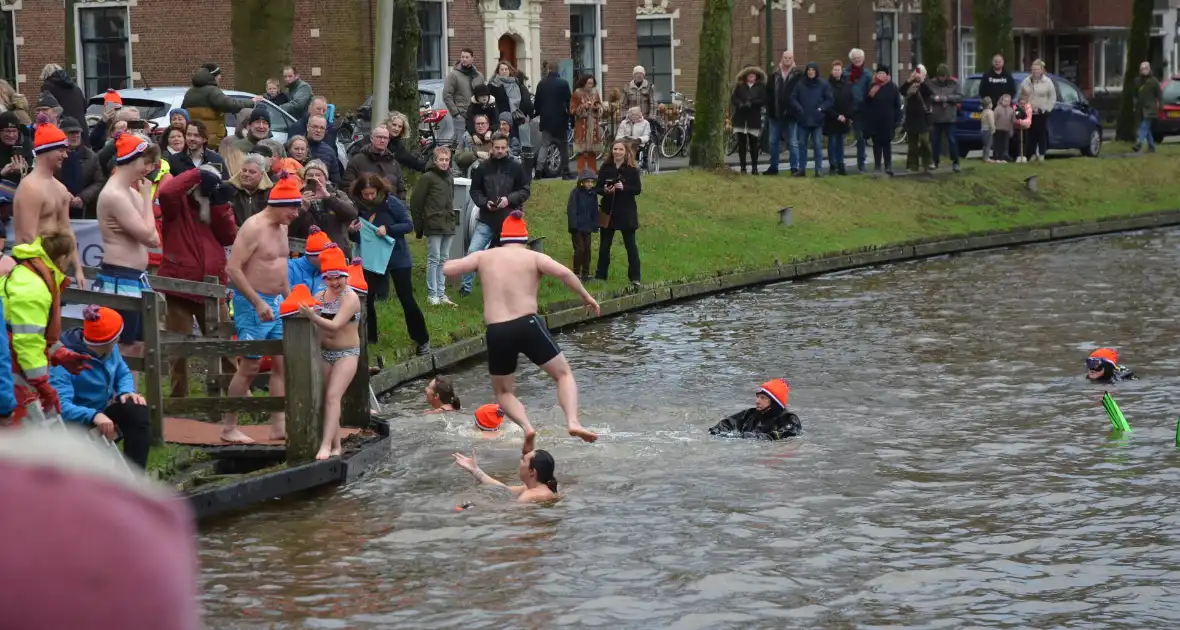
top-left (1091, 33), bottom-right (1128, 94)
top-left (636, 14), bottom-right (674, 96)
top-left (566, 0), bottom-right (603, 90)
top-left (416, 0), bottom-right (448, 80)
top-left (73, 0), bottom-right (133, 95)
top-left (959, 31), bottom-right (976, 76)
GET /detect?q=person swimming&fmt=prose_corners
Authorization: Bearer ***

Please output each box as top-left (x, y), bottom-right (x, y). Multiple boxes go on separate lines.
top-left (474, 403), bottom-right (504, 432)
top-left (425, 375), bottom-right (462, 414)
top-left (1086, 348), bottom-right (1137, 384)
top-left (708, 378), bottom-right (802, 440)
top-left (452, 448), bottom-right (559, 503)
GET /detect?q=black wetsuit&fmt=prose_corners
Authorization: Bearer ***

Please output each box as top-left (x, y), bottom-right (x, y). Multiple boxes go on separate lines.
top-left (1091, 364), bottom-right (1137, 384)
top-left (709, 406), bottom-right (801, 440)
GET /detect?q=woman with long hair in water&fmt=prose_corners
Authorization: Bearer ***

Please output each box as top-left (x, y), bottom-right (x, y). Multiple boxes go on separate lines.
top-left (452, 448), bottom-right (559, 502)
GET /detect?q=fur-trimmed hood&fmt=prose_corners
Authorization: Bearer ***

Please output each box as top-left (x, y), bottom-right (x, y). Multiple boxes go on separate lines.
top-left (735, 66), bottom-right (767, 85)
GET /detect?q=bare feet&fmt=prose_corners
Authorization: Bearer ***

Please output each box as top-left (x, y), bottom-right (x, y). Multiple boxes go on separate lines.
top-left (315, 446), bottom-right (332, 460)
top-left (568, 424), bottom-right (597, 443)
top-left (268, 420), bottom-right (286, 441)
top-left (330, 447), bottom-right (342, 457)
top-left (220, 428), bottom-right (255, 444)
top-left (522, 430), bottom-right (536, 455)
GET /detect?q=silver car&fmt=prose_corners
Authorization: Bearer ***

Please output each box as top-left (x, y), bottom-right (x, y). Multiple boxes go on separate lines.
top-left (345, 80), bottom-right (457, 147)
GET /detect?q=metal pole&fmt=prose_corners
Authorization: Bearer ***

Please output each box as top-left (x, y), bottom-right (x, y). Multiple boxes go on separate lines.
top-left (763, 0), bottom-right (774, 152)
top-left (956, 0), bottom-right (963, 74)
top-left (373, 0), bottom-right (395, 127)
top-left (786, 0), bottom-right (794, 53)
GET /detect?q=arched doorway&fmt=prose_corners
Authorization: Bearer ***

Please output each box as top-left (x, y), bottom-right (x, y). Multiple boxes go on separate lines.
top-left (498, 34), bottom-right (518, 69)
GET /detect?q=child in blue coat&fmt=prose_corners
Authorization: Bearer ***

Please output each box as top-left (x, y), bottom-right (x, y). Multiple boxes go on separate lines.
top-left (566, 169), bottom-right (598, 280)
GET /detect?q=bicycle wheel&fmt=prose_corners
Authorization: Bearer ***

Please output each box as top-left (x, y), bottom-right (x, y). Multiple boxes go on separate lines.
top-left (725, 133), bottom-right (738, 156)
top-left (597, 119), bottom-right (614, 160)
top-left (660, 124), bottom-right (684, 159)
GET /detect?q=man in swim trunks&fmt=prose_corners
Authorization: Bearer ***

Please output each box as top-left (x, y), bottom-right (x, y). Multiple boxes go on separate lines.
top-left (222, 172), bottom-right (301, 444)
top-left (12, 119), bottom-right (86, 289)
top-left (443, 210), bottom-right (599, 453)
top-left (94, 133), bottom-right (160, 358)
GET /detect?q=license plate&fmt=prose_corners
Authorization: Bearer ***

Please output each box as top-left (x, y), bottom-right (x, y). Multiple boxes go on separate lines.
top-left (1168, 110), bottom-right (1180, 119)
top-left (971, 112), bottom-right (981, 119)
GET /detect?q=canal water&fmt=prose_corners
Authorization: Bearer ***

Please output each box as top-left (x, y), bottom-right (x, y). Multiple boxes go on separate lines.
top-left (199, 229), bottom-right (1180, 629)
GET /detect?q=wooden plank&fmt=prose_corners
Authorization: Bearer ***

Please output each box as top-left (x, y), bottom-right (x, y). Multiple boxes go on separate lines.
top-left (160, 339), bottom-right (283, 360)
top-left (282, 315), bottom-right (323, 465)
top-left (163, 395), bottom-right (286, 415)
top-left (341, 294), bottom-right (371, 428)
top-left (140, 290), bottom-right (165, 446)
top-left (82, 267), bottom-right (227, 299)
top-left (121, 356), bottom-right (146, 372)
top-left (202, 275), bottom-right (222, 337)
top-left (61, 288), bottom-right (142, 311)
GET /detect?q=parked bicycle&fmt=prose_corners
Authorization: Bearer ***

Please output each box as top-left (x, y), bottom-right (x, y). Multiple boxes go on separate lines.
top-left (660, 92), bottom-right (695, 159)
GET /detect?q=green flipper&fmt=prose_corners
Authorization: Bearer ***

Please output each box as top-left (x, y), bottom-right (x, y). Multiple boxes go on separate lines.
top-left (1103, 393), bottom-right (1131, 432)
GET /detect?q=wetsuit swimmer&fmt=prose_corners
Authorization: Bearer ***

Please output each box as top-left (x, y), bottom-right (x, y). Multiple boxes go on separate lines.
top-left (452, 448), bottom-right (559, 503)
top-left (1086, 348), bottom-right (1137, 384)
top-left (709, 378), bottom-right (802, 440)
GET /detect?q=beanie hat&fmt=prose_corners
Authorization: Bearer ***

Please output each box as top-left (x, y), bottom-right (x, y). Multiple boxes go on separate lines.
top-left (499, 210), bottom-right (528, 244)
top-left (59, 116), bottom-right (84, 133)
top-left (633, 65), bottom-right (645, 75)
top-left (248, 107), bottom-right (271, 125)
top-left (103, 89), bottom-right (123, 108)
top-left (114, 131), bottom-right (150, 165)
top-left (36, 91), bottom-right (60, 110)
top-left (268, 171), bottom-right (304, 207)
top-left (168, 108), bottom-right (190, 122)
top-left (474, 404), bottom-right (504, 432)
top-left (0, 111), bottom-right (20, 130)
top-left (202, 62), bottom-right (222, 77)
top-left (250, 144), bottom-right (274, 159)
top-left (758, 378), bottom-right (790, 409)
top-left (577, 168), bottom-right (597, 183)
top-left (82, 305), bottom-right (124, 345)
top-left (876, 64), bottom-right (891, 76)
top-left (304, 226), bottom-right (332, 255)
top-left (473, 84), bottom-right (491, 98)
top-left (32, 118), bottom-right (68, 155)
top-left (277, 157), bottom-right (304, 176)
top-left (347, 258), bottom-right (368, 294)
top-left (319, 243), bottom-right (348, 277)
top-left (498, 111), bottom-right (514, 126)
top-left (279, 284), bottom-right (319, 318)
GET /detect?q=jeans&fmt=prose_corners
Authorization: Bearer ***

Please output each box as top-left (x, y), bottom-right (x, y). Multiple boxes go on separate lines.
top-left (1028, 112), bottom-right (1049, 157)
top-left (425, 234), bottom-right (454, 298)
top-left (981, 131), bottom-right (993, 161)
top-left (1137, 118), bottom-right (1156, 150)
top-left (460, 222), bottom-right (495, 292)
top-left (852, 116), bottom-right (868, 169)
top-left (767, 118), bottom-right (800, 172)
top-left (798, 126), bottom-right (823, 173)
top-left (993, 131), bottom-right (1011, 161)
top-left (826, 133), bottom-right (846, 170)
top-left (931, 122), bottom-right (959, 166)
top-left (595, 228), bottom-right (641, 282)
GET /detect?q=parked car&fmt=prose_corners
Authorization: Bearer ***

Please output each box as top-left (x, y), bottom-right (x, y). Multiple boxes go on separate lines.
top-left (346, 81), bottom-right (460, 149)
top-left (1150, 74), bottom-right (1180, 143)
top-left (954, 72), bottom-right (1102, 158)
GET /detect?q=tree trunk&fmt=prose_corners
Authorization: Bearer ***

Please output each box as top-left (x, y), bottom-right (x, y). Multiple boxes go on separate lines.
top-left (231, 0), bottom-right (295, 92)
top-left (689, 0), bottom-right (734, 168)
top-left (920, 0), bottom-right (949, 73)
top-left (390, 0), bottom-right (422, 138)
top-left (1117, 0), bottom-right (1154, 142)
top-left (971, 0), bottom-right (1013, 73)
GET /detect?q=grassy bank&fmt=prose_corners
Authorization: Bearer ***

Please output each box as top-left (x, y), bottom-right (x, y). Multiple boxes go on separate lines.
top-left (371, 146), bottom-right (1180, 359)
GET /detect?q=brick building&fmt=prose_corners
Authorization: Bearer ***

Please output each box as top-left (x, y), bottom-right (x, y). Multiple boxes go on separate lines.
top-left (0, 0), bottom-right (1172, 113)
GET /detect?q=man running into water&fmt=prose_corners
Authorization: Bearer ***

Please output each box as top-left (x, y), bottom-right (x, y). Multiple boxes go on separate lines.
top-left (452, 448), bottom-right (560, 503)
top-left (443, 210), bottom-right (599, 453)
top-left (221, 172), bottom-right (300, 444)
top-left (12, 118), bottom-right (85, 289)
top-left (94, 133), bottom-right (160, 358)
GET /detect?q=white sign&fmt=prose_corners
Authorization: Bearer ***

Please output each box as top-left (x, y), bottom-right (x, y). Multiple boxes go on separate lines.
top-left (4, 219), bottom-right (105, 267)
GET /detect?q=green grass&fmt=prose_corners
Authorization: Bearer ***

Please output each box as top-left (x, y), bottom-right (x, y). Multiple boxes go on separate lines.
top-left (360, 146), bottom-right (1180, 359)
top-left (146, 443), bottom-right (206, 481)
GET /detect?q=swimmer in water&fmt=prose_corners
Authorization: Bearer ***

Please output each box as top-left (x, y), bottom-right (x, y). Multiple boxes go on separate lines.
top-left (1086, 348), bottom-right (1137, 383)
top-left (708, 378), bottom-right (802, 440)
top-left (452, 448), bottom-right (559, 503)
top-left (424, 375), bottom-right (461, 414)
top-left (473, 403), bottom-right (505, 437)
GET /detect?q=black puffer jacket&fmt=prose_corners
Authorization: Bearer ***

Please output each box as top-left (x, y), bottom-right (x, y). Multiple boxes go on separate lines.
top-left (730, 66), bottom-right (767, 132)
top-left (709, 406), bottom-right (802, 440)
top-left (470, 155), bottom-right (529, 234)
top-left (42, 70), bottom-right (88, 143)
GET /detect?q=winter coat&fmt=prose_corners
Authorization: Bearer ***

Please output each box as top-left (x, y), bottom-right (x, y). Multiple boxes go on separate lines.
top-left (287, 255), bottom-right (324, 298)
top-left (489, 74), bottom-right (533, 127)
top-left (978, 68), bottom-right (1018, 109)
top-left (1136, 75), bottom-right (1164, 119)
top-left (993, 103), bottom-right (1015, 133)
top-left (0, 140), bottom-right (35, 185)
top-left (181, 69), bottom-right (256, 149)
top-left (470, 155), bottom-right (530, 234)
top-left (289, 114), bottom-right (340, 147)
top-left (824, 75), bottom-right (855, 136)
top-left (901, 79), bottom-right (934, 134)
top-left (595, 160), bottom-right (642, 231)
top-left (790, 64), bottom-right (834, 129)
top-left (863, 78), bottom-right (902, 141)
top-left (466, 100), bottom-right (501, 137)
top-left (307, 138), bottom-right (342, 185)
top-left (0, 239), bottom-right (66, 379)
top-left (456, 131), bottom-right (493, 171)
top-left (442, 63), bottom-right (486, 118)
top-left (228, 171), bottom-right (273, 227)
top-left (927, 73), bottom-right (962, 125)
top-left (570, 88), bottom-right (605, 155)
top-left (1020, 74), bottom-right (1057, 114)
top-left (566, 177), bottom-right (599, 234)
top-left (343, 148), bottom-right (406, 200)
top-left (41, 70), bottom-right (88, 143)
top-left (156, 168), bottom-right (239, 304)
top-left (1014, 102), bottom-right (1033, 130)
top-left (534, 72), bottom-right (573, 137)
top-left (49, 328), bottom-right (136, 427)
top-left (615, 118), bottom-right (651, 144)
top-left (731, 67), bottom-right (767, 132)
top-left (0, 299), bottom-right (15, 416)
top-left (843, 63), bottom-right (874, 114)
top-left (766, 66), bottom-right (804, 120)
top-left (410, 166), bottom-right (455, 237)
top-left (164, 148), bottom-right (227, 178)
top-left (708, 406), bottom-right (802, 440)
top-left (289, 189), bottom-right (357, 257)
top-left (980, 108), bottom-right (996, 132)
top-left (352, 194), bottom-right (415, 271)
top-left (279, 78), bottom-right (313, 118)
top-left (390, 138), bottom-right (427, 173)
top-left (56, 145), bottom-right (105, 218)
top-left (621, 79), bottom-right (657, 118)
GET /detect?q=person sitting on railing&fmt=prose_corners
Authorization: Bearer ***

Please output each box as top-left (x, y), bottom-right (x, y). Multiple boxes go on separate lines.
top-left (49, 305), bottom-right (150, 469)
top-left (1086, 348), bottom-right (1137, 384)
top-left (708, 379), bottom-right (802, 441)
top-left (287, 225), bottom-right (331, 297)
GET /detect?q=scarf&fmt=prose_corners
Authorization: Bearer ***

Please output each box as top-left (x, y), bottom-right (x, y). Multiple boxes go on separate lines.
top-left (849, 64), bottom-right (864, 84)
top-left (868, 74), bottom-right (888, 98)
top-left (492, 75), bottom-right (522, 113)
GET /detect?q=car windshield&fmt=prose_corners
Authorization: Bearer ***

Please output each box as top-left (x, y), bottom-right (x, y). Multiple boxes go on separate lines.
top-left (961, 78), bottom-right (981, 99)
top-left (1164, 80), bottom-right (1180, 104)
top-left (255, 100), bottom-right (292, 133)
top-left (85, 97), bottom-right (171, 121)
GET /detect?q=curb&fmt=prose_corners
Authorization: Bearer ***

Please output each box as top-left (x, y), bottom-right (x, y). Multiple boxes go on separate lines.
top-left (371, 209), bottom-right (1180, 395)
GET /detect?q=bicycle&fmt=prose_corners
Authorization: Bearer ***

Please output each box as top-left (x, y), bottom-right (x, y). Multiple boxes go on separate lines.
top-left (659, 93), bottom-right (695, 159)
top-left (725, 111), bottom-right (739, 156)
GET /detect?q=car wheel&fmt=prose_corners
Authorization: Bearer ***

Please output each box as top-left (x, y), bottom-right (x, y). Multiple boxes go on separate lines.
top-left (958, 142), bottom-right (971, 159)
top-left (1153, 133), bottom-right (1165, 145)
top-left (1082, 129), bottom-right (1102, 157)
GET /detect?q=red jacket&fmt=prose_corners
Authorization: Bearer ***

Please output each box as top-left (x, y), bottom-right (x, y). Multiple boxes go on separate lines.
top-left (156, 168), bottom-right (238, 303)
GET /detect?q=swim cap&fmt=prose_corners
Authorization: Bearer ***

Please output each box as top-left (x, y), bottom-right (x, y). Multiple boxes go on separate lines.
top-left (474, 404), bottom-right (504, 432)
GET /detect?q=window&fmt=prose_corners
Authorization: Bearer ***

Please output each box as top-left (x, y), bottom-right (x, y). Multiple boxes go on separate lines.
top-left (570, 4), bottom-right (598, 85)
top-left (417, 1), bottom-right (445, 80)
top-left (960, 32), bottom-right (976, 75)
top-left (499, 0), bottom-right (522, 9)
top-left (0, 10), bottom-right (13, 86)
top-left (78, 6), bottom-right (130, 96)
top-left (1092, 35), bottom-right (1127, 91)
top-left (1163, 79), bottom-right (1180, 104)
top-left (637, 18), bottom-right (672, 98)
top-left (910, 12), bottom-right (922, 70)
top-left (1055, 79), bottom-right (1081, 105)
top-left (875, 12), bottom-right (895, 74)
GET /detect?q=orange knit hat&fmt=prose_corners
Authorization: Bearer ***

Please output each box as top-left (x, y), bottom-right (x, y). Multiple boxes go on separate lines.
top-left (268, 171), bottom-right (304, 207)
top-left (758, 378), bottom-right (790, 409)
top-left (347, 258), bottom-right (368, 294)
top-left (82, 305), bottom-right (124, 345)
top-left (33, 117), bottom-right (68, 155)
top-left (499, 210), bottom-right (529, 244)
top-left (102, 89), bottom-right (123, 108)
top-left (319, 243), bottom-right (348, 277)
top-left (275, 157), bottom-right (303, 176)
top-left (474, 404), bottom-right (504, 431)
top-left (304, 225), bottom-right (332, 255)
top-left (279, 284), bottom-right (319, 318)
top-left (113, 131), bottom-right (149, 165)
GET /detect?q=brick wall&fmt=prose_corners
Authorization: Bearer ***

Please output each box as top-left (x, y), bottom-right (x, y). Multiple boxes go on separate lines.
top-left (291, 0), bottom-right (375, 108)
top-left (448, 0), bottom-right (486, 72)
top-left (1088, 0), bottom-right (1133, 28)
top-left (540, 1), bottom-right (570, 70)
top-left (13, 0), bottom-right (62, 94)
top-left (959, 0), bottom-right (1050, 29)
top-left (602, 0), bottom-right (637, 93)
top-left (132, 0), bottom-right (233, 91)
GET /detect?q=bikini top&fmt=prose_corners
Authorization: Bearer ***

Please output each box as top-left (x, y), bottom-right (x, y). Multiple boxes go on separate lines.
top-left (315, 288), bottom-right (361, 322)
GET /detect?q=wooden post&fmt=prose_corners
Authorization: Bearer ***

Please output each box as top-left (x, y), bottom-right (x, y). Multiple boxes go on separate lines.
top-left (202, 275), bottom-right (224, 425)
top-left (139, 289), bottom-right (165, 446)
top-left (282, 314), bottom-right (323, 465)
top-left (341, 295), bottom-right (372, 428)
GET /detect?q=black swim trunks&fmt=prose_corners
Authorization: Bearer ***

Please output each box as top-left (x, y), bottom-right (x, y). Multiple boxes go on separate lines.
top-left (485, 314), bottom-right (562, 376)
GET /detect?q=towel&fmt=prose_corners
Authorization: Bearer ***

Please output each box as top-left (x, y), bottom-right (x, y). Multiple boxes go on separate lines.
top-left (358, 217), bottom-right (395, 273)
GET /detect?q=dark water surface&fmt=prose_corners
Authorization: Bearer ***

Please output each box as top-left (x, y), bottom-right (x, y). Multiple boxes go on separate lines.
top-left (199, 229), bottom-right (1180, 629)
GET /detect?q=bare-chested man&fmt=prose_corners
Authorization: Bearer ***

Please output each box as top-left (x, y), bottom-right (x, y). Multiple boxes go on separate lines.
top-left (222, 173), bottom-right (301, 444)
top-left (443, 210), bottom-right (600, 454)
top-left (12, 120), bottom-right (85, 289)
top-left (93, 133), bottom-right (160, 356)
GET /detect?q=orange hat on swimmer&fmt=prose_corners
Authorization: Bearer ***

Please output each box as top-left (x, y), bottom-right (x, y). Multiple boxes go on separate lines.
top-left (758, 378), bottom-right (790, 409)
top-left (82, 305), bottom-right (124, 346)
top-left (474, 404), bottom-right (504, 432)
top-left (499, 210), bottom-right (529, 244)
top-left (1089, 348), bottom-right (1118, 366)
top-left (113, 130), bottom-right (149, 164)
top-left (268, 170), bottom-right (304, 207)
top-left (32, 116), bottom-right (68, 155)
top-left (347, 258), bottom-right (368, 294)
top-left (319, 243), bottom-right (348, 278)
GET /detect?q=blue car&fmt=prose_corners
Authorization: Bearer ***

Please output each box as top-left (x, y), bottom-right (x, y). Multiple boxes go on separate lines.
top-left (954, 72), bottom-right (1103, 159)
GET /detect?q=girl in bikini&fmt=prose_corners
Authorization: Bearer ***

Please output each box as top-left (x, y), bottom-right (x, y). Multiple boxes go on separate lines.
top-left (297, 243), bottom-right (362, 460)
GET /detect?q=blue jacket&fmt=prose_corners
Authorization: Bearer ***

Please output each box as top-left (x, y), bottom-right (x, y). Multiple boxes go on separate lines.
top-left (790, 63), bottom-right (834, 129)
top-left (352, 194), bottom-right (415, 270)
top-left (49, 328), bottom-right (135, 426)
top-left (843, 65), bottom-right (874, 113)
top-left (0, 300), bottom-right (16, 416)
top-left (287, 255), bottom-right (325, 296)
